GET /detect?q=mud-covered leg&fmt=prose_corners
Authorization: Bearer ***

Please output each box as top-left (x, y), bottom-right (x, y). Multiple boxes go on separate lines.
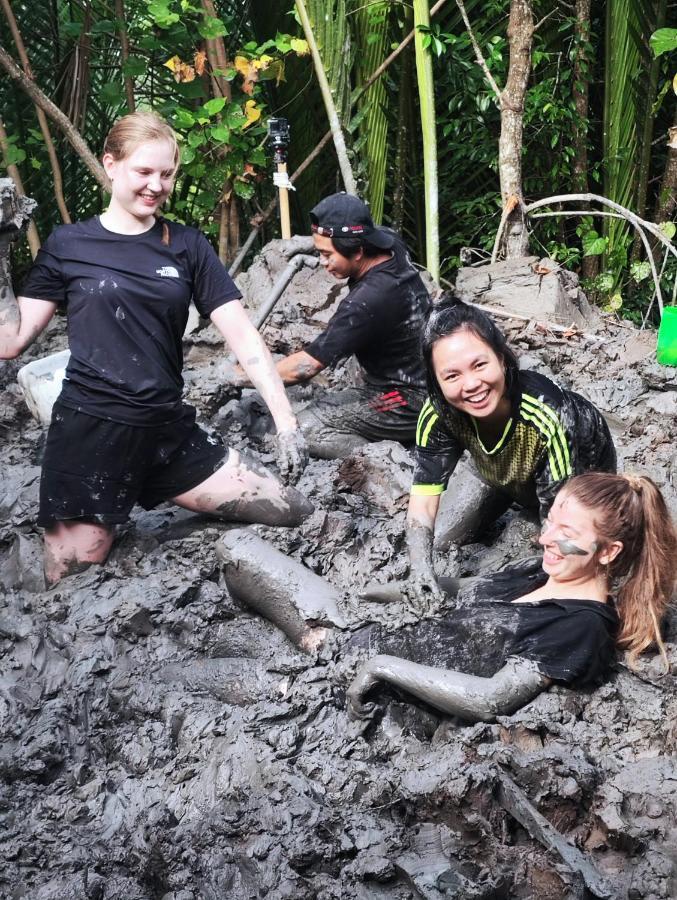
top-left (347, 655), bottom-right (550, 721)
top-left (172, 448), bottom-right (313, 527)
top-left (43, 521), bottom-right (115, 585)
top-left (434, 457), bottom-right (512, 549)
top-left (216, 529), bottom-right (346, 650)
top-left (297, 403), bottom-right (369, 460)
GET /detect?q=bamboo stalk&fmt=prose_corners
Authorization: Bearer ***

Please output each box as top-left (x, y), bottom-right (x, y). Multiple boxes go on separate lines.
top-left (294, 0), bottom-right (357, 194)
top-left (413, 0), bottom-right (439, 280)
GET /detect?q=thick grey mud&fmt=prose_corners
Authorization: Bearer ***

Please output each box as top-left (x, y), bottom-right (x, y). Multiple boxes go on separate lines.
top-left (1, 239), bottom-right (677, 898)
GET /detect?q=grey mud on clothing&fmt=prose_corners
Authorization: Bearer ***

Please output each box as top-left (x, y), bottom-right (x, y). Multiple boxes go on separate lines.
top-left (297, 384), bottom-right (426, 459)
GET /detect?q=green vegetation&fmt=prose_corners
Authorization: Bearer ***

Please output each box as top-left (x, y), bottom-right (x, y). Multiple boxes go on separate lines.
top-left (1, 1), bottom-right (675, 323)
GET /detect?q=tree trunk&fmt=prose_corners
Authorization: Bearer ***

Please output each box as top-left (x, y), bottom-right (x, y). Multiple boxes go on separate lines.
top-left (572, 0), bottom-right (598, 280)
top-left (652, 117), bottom-right (677, 261)
top-left (0, 121), bottom-right (40, 257)
top-left (499, 0), bottom-right (533, 258)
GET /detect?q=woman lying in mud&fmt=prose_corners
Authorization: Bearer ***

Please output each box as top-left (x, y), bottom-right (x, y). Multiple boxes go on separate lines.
top-left (0, 111), bottom-right (311, 585)
top-left (406, 296), bottom-right (617, 607)
top-left (219, 473), bottom-right (676, 723)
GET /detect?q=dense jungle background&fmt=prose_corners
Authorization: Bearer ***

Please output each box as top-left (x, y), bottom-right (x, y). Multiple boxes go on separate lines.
top-left (1, 0), bottom-right (676, 322)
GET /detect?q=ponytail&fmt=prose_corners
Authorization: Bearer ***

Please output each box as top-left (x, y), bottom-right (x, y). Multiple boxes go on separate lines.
top-left (563, 472), bottom-right (677, 671)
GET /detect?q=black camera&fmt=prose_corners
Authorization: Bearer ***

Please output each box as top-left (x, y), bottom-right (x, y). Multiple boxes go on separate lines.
top-left (268, 117), bottom-right (290, 162)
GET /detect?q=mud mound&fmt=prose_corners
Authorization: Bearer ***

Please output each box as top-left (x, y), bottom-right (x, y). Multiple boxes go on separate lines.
top-left (1, 241), bottom-right (676, 899)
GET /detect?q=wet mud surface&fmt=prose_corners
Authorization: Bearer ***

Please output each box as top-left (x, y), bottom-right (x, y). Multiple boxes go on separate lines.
top-left (1, 244), bottom-right (677, 899)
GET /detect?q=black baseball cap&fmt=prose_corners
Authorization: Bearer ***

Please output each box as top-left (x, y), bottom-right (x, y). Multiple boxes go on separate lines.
top-left (310, 192), bottom-right (395, 250)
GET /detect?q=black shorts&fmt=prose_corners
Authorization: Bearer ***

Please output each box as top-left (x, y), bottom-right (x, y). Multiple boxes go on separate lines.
top-left (38, 402), bottom-right (228, 527)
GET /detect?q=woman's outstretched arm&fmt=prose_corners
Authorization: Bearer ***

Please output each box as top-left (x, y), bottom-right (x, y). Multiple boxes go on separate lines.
top-left (347, 655), bottom-right (550, 722)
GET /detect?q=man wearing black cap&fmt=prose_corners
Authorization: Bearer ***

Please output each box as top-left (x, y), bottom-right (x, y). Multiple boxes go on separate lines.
top-left (230, 193), bottom-right (431, 458)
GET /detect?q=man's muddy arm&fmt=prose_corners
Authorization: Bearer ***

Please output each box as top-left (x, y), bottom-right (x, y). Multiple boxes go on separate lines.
top-left (347, 655), bottom-right (550, 721)
top-left (0, 295), bottom-right (57, 359)
top-left (275, 349), bottom-right (325, 385)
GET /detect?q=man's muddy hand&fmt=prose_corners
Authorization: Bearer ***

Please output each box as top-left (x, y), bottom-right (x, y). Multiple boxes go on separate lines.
top-left (276, 428), bottom-right (309, 483)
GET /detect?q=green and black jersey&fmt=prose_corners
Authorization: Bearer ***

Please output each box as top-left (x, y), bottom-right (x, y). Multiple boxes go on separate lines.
top-left (411, 370), bottom-right (616, 518)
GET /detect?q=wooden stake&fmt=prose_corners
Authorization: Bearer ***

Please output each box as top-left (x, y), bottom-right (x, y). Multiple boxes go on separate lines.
top-left (277, 161), bottom-right (291, 240)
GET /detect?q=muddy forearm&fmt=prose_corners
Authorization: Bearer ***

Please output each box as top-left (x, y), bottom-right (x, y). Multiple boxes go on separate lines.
top-left (359, 655), bottom-right (549, 722)
top-left (0, 237), bottom-right (20, 354)
top-left (406, 520), bottom-right (436, 579)
top-left (276, 350), bottom-right (325, 386)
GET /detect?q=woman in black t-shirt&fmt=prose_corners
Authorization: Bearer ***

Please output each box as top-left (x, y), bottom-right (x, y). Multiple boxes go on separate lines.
top-left (0, 111), bottom-right (311, 584)
top-left (219, 473), bottom-right (675, 723)
top-left (405, 295), bottom-right (616, 609)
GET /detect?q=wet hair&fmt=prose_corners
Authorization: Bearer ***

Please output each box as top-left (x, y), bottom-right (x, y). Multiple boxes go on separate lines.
top-left (103, 110), bottom-right (179, 245)
top-left (421, 292), bottom-right (520, 414)
top-left (328, 235), bottom-right (386, 259)
top-left (560, 472), bottom-right (677, 670)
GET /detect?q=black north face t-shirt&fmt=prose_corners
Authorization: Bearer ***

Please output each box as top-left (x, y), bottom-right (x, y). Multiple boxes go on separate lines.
top-left (21, 217), bottom-right (241, 425)
top-left (306, 234), bottom-right (431, 390)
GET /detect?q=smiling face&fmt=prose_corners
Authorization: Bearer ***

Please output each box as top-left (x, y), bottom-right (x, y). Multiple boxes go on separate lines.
top-left (103, 138), bottom-right (177, 226)
top-left (539, 491), bottom-right (622, 585)
top-left (431, 328), bottom-right (509, 422)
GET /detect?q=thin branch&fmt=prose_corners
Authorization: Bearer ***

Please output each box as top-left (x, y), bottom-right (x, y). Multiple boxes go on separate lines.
top-left (454, 0), bottom-right (502, 103)
top-left (0, 43), bottom-right (107, 190)
top-left (114, 0), bottom-right (135, 112)
top-left (0, 0), bottom-right (71, 222)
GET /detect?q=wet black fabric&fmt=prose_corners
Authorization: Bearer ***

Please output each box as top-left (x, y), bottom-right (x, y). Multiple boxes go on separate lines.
top-left (349, 560), bottom-right (619, 687)
top-left (38, 401), bottom-right (227, 526)
top-left (298, 384), bottom-right (427, 445)
top-left (412, 369), bottom-right (616, 518)
top-left (305, 234), bottom-right (431, 391)
top-left (21, 217), bottom-right (241, 426)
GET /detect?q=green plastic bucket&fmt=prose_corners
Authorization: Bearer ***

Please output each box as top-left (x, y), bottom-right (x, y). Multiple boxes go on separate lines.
top-left (657, 306), bottom-right (677, 367)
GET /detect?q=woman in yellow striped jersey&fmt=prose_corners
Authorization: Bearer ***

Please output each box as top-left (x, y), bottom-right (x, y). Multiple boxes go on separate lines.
top-left (405, 295), bottom-right (616, 609)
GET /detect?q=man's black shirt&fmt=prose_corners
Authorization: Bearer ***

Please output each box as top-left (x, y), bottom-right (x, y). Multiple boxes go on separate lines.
top-left (306, 234), bottom-right (430, 390)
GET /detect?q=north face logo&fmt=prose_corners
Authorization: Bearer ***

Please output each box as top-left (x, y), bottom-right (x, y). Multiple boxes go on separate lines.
top-left (156, 266), bottom-right (179, 278)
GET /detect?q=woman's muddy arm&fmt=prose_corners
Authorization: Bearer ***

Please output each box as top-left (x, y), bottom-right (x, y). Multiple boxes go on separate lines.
top-left (404, 493), bottom-right (443, 610)
top-left (347, 655), bottom-right (550, 721)
top-left (210, 300), bottom-right (308, 480)
top-left (0, 295), bottom-right (57, 359)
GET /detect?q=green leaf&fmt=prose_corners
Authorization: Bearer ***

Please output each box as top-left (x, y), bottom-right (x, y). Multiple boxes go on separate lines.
top-left (198, 15), bottom-right (227, 39)
top-left (595, 273), bottom-right (614, 292)
top-left (650, 28), bottom-right (677, 59)
top-left (582, 230), bottom-right (608, 256)
top-left (172, 108), bottom-right (196, 129)
top-left (91, 19), bottom-right (117, 34)
top-left (202, 97), bottom-right (227, 117)
top-left (4, 145), bottom-right (26, 165)
top-left (30, 157), bottom-right (42, 170)
top-left (210, 124), bottom-right (231, 144)
top-left (122, 56), bottom-right (148, 78)
top-left (187, 129), bottom-right (205, 148)
top-left (62, 21), bottom-right (83, 38)
top-left (99, 82), bottom-right (124, 105)
top-left (147, 0), bottom-right (180, 27)
top-left (629, 260), bottom-right (651, 282)
top-left (234, 180), bottom-right (255, 200)
top-left (659, 221), bottom-right (676, 240)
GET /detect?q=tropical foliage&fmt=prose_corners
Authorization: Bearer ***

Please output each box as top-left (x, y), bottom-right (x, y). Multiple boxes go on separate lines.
top-left (1, 0), bottom-right (676, 323)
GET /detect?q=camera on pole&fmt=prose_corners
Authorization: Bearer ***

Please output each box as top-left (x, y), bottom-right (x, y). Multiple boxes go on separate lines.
top-left (268, 117), bottom-right (292, 239)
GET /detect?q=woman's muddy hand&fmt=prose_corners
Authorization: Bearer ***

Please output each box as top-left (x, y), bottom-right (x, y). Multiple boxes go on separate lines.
top-left (276, 428), bottom-right (309, 483)
top-left (401, 571), bottom-right (443, 616)
top-left (347, 660), bottom-right (381, 720)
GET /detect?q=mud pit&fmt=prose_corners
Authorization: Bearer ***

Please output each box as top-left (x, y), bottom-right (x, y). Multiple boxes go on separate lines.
top-left (1, 237), bottom-right (677, 899)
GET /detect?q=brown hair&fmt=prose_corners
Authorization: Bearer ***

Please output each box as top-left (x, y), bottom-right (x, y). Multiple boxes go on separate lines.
top-left (103, 110), bottom-right (179, 245)
top-left (561, 472), bottom-right (677, 670)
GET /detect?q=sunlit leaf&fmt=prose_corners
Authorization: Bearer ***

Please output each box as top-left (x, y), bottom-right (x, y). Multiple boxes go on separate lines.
top-left (243, 100), bottom-right (261, 129)
top-left (203, 97), bottom-right (227, 116)
top-left (198, 15), bottom-right (227, 39)
top-left (649, 28), bottom-right (677, 58)
top-left (290, 38), bottom-right (309, 55)
top-left (659, 221), bottom-right (676, 239)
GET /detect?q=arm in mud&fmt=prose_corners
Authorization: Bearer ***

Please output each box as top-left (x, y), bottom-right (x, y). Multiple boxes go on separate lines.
top-left (347, 655), bottom-right (550, 721)
top-left (404, 493), bottom-right (443, 611)
top-left (225, 349), bottom-right (326, 388)
top-left (210, 300), bottom-right (308, 481)
top-left (0, 295), bottom-right (58, 360)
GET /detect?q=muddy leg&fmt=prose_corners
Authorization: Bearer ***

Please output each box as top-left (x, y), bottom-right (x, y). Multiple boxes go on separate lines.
top-left (217, 529), bottom-right (346, 650)
top-left (297, 405), bottom-right (369, 460)
top-left (172, 448), bottom-right (313, 527)
top-left (435, 458), bottom-right (512, 549)
top-left (43, 521), bottom-right (115, 585)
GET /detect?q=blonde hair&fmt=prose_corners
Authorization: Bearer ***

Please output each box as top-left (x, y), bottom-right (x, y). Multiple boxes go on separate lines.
top-left (561, 472), bottom-right (677, 671)
top-left (103, 111), bottom-right (179, 244)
